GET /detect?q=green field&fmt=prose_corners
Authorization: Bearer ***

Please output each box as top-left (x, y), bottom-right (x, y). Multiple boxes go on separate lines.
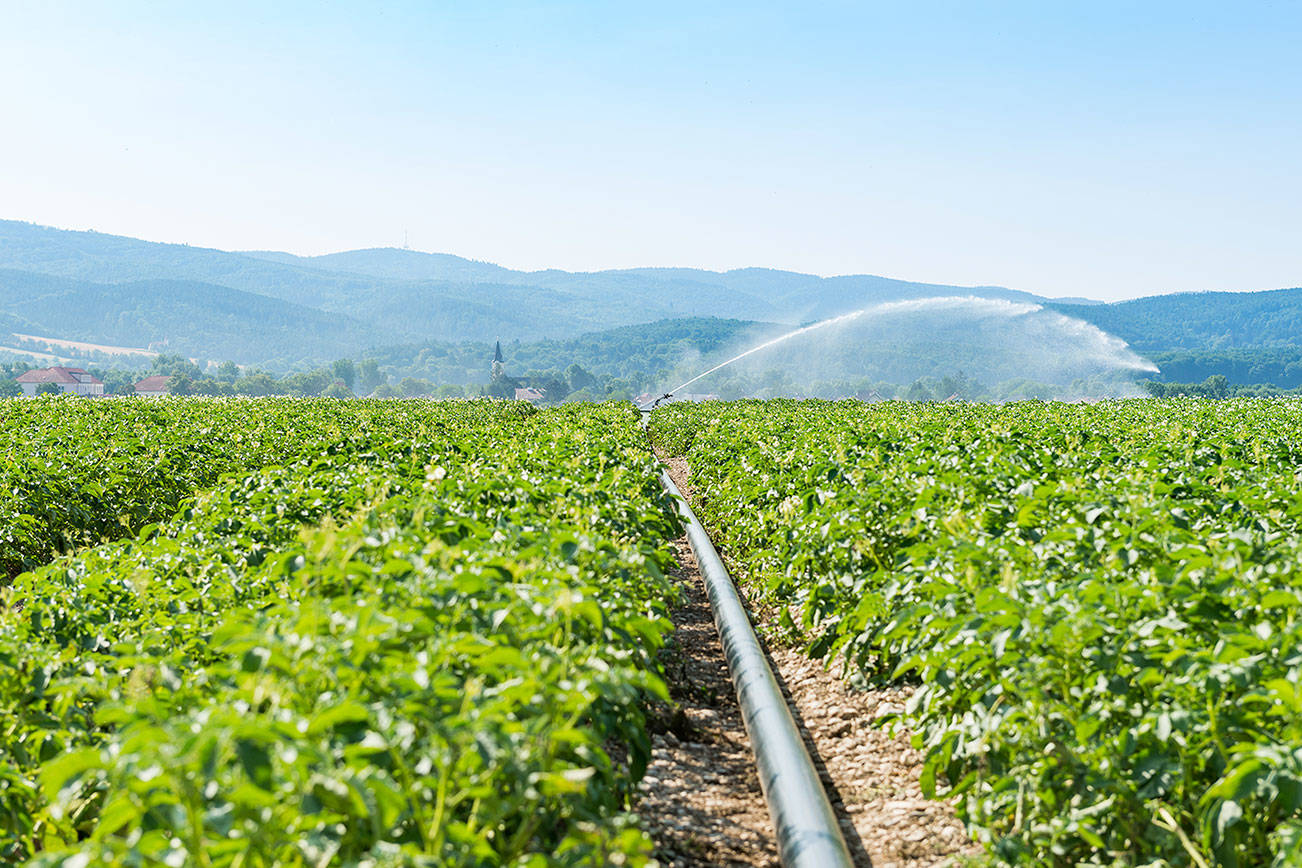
top-left (2, 398), bottom-right (680, 866)
top-left (650, 398), bottom-right (1302, 866)
top-left (7, 395), bottom-right (1302, 866)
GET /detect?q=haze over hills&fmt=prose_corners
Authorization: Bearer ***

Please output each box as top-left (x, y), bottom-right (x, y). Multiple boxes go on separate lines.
top-left (0, 220), bottom-right (1082, 364)
top-left (0, 219), bottom-right (1298, 379)
top-left (251, 246), bottom-right (1076, 312)
top-left (0, 268), bottom-right (380, 364)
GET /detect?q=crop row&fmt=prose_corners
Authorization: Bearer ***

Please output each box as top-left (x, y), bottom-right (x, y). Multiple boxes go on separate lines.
top-left (3, 400), bottom-right (681, 866)
top-left (649, 398), bottom-right (1302, 866)
top-left (0, 398), bottom-right (449, 579)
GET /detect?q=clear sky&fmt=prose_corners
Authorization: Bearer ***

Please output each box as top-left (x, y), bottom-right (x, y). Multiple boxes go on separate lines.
top-left (1, 1), bottom-right (1298, 301)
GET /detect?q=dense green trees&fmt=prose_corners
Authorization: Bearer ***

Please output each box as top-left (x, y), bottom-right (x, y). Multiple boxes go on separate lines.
top-left (90, 368), bottom-right (137, 395)
top-left (233, 372), bottom-right (280, 396)
top-left (1140, 373), bottom-right (1301, 399)
top-left (566, 362), bottom-right (597, 392)
top-left (1146, 347), bottom-right (1302, 388)
top-left (356, 358), bottom-right (384, 394)
top-left (1050, 287), bottom-right (1302, 352)
top-left (331, 358), bottom-right (356, 389)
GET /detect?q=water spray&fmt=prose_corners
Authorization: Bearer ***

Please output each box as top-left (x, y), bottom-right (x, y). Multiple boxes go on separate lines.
top-left (646, 295), bottom-right (1157, 406)
top-left (665, 308), bottom-right (872, 395)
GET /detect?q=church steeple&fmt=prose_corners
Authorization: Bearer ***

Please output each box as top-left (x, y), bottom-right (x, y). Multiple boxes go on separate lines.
top-left (492, 340), bottom-right (505, 380)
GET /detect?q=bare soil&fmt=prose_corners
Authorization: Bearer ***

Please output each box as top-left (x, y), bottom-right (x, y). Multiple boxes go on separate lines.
top-left (639, 538), bottom-right (779, 867)
top-left (766, 648), bottom-right (978, 867)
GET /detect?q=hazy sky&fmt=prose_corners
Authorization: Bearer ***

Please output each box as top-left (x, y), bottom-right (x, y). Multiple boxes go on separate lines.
top-left (1, 1), bottom-right (1298, 301)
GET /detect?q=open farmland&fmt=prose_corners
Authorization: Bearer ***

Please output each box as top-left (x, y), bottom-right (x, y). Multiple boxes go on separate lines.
top-left (1, 399), bottom-right (681, 865)
top-left (650, 399), bottom-right (1302, 865)
top-left (7, 395), bottom-right (1302, 866)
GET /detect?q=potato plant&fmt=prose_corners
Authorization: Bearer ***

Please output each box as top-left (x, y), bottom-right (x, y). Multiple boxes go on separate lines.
top-left (0, 397), bottom-right (446, 579)
top-left (650, 398), bottom-right (1302, 866)
top-left (2, 400), bottom-right (680, 866)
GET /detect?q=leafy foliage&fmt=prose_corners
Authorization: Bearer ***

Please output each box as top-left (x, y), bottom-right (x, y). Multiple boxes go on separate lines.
top-left (650, 398), bottom-right (1302, 865)
top-left (2, 399), bottom-right (681, 866)
top-left (0, 398), bottom-right (399, 578)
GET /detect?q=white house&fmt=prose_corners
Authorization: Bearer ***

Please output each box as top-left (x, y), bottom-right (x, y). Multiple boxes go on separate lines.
top-left (15, 367), bottom-right (105, 397)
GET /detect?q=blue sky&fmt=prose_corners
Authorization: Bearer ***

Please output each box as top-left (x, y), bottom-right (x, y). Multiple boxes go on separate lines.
top-left (1, 1), bottom-right (1298, 300)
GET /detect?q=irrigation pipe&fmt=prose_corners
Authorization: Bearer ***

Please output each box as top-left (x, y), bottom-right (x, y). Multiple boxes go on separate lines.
top-left (657, 466), bottom-right (856, 868)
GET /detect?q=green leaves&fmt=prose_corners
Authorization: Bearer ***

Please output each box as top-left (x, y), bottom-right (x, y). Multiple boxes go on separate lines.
top-left (3, 400), bottom-right (681, 867)
top-left (0, 398), bottom-right (400, 581)
top-left (650, 397), bottom-right (1302, 865)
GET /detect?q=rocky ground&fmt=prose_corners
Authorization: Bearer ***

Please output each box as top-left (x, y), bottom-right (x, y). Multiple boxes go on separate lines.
top-left (636, 459), bottom-right (979, 867)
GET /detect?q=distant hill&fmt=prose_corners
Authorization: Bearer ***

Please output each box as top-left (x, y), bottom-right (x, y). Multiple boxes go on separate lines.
top-left (1049, 288), bottom-right (1302, 352)
top-left (0, 218), bottom-right (1297, 375)
top-left (0, 269), bottom-right (379, 365)
top-left (370, 317), bottom-right (772, 387)
top-left (0, 220), bottom-right (1069, 363)
top-left (245, 247), bottom-right (519, 285)
top-left (251, 247), bottom-right (1057, 322)
top-left (1144, 347), bottom-right (1302, 389)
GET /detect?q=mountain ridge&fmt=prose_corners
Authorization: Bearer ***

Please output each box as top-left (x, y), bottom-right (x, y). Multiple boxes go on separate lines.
top-left (0, 219), bottom-right (1297, 369)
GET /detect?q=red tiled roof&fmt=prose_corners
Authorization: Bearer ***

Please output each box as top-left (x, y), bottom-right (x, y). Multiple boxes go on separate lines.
top-left (15, 366), bottom-right (103, 385)
top-left (133, 375), bottom-right (171, 392)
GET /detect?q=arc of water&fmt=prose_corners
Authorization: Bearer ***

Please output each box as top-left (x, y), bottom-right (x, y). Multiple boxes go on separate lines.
top-left (660, 295), bottom-right (1156, 398)
top-left (666, 308), bottom-right (871, 394)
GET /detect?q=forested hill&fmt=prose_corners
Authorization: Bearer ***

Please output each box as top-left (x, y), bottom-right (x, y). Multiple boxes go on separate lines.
top-left (1144, 348), bottom-right (1302, 389)
top-left (368, 318), bottom-right (772, 390)
top-left (0, 269), bottom-right (380, 364)
top-left (0, 219), bottom-right (1299, 374)
top-left (1049, 288), bottom-right (1302, 352)
top-left (0, 219), bottom-right (1053, 364)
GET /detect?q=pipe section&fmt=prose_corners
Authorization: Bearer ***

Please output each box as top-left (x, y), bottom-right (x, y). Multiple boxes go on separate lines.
top-left (658, 468), bottom-right (855, 868)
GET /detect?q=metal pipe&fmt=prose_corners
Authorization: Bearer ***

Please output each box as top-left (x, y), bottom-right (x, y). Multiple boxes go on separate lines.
top-left (658, 467), bottom-right (855, 868)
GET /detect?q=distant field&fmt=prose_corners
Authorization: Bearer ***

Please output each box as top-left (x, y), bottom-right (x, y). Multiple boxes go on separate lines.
top-left (10, 331), bottom-right (158, 357)
top-left (0, 344), bottom-right (70, 364)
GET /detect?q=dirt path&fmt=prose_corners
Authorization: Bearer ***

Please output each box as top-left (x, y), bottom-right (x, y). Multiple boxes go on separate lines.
top-left (639, 538), bottom-right (779, 867)
top-left (766, 649), bottom-right (977, 866)
top-left (640, 457), bottom-right (978, 867)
